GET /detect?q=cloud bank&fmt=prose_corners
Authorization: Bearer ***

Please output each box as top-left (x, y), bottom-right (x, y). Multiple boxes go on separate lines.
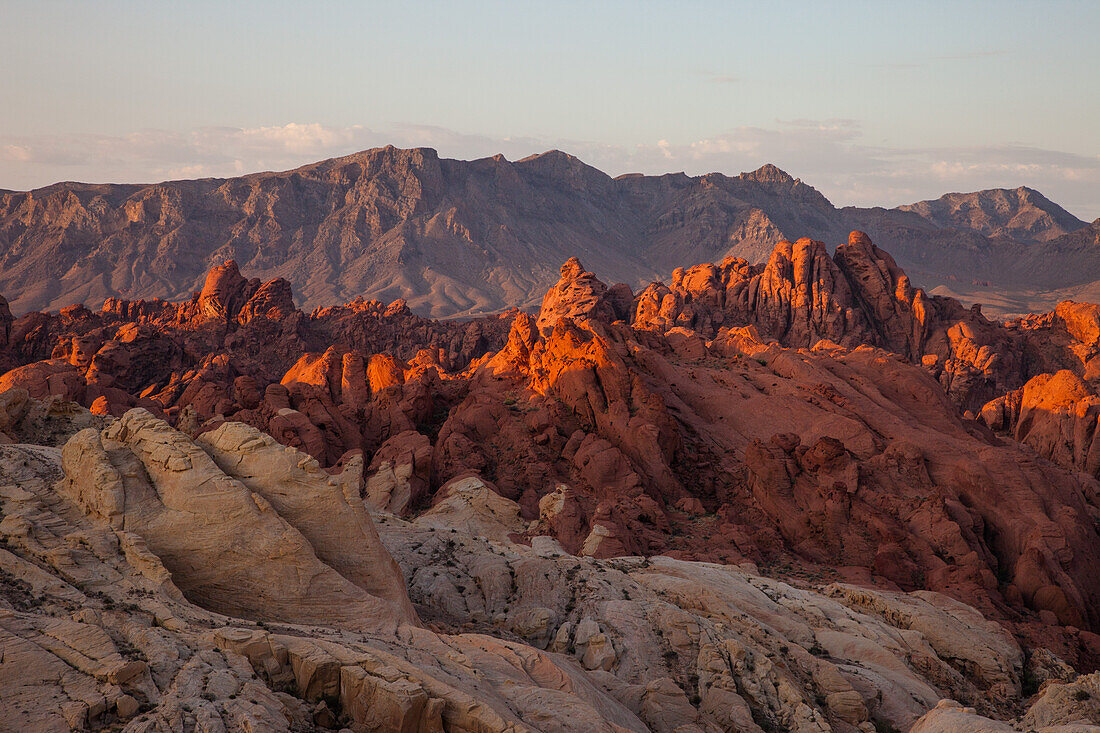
top-left (2, 121), bottom-right (1097, 220)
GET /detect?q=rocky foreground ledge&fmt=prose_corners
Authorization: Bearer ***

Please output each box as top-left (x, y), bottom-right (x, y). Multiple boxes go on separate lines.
top-left (0, 400), bottom-right (1097, 732)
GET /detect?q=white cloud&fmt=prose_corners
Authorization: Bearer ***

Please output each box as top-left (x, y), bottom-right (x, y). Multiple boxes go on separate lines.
top-left (1, 145), bottom-right (32, 162)
top-left (1, 122), bottom-right (1097, 220)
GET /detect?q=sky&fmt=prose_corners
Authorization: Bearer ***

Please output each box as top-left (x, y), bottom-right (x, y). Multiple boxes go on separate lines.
top-left (2, 0), bottom-right (1098, 219)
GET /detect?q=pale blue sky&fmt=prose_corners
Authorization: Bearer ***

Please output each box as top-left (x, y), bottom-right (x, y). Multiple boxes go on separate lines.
top-left (2, 1), bottom-right (1098, 217)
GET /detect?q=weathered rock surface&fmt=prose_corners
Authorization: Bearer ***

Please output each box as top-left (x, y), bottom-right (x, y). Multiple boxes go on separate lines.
top-left (59, 409), bottom-right (417, 630)
top-left (2, 236), bottom-right (1100, 653)
top-left (1, 230), bottom-right (1100, 730)
top-left (977, 306), bottom-right (1100, 485)
top-left (631, 230), bottom-right (1044, 411)
top-left (1, 413), bottom-right (1096, 731)
top-left (0, 263), bottom-right (510, 468)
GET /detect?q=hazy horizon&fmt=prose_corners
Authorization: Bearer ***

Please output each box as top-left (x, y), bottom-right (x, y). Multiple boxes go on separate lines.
top-left (3, 0), bottom-right (1098, 217)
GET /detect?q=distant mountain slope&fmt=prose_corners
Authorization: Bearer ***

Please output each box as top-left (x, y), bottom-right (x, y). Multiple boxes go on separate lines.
top-left (0, 145), bottom-right (1093, 317)
top-left (0, 147), bottom-right (812, 316)
top-left (897, 186), bottom-right (1087, 242)
top-left (926, 219), bottom-right (1100, 315)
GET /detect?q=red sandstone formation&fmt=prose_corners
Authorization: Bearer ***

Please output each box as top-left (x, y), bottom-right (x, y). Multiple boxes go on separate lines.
top-left (4, 231), bottom-right (1100, 672)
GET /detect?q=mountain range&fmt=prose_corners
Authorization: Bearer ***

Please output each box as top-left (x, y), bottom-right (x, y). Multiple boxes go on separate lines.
top-left (1, 145), bottom-right (1096, 319)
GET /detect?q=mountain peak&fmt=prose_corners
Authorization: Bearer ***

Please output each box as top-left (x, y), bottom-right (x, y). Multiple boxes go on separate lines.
top-left (518, 149), bottom-right (581, 165)
top-left (740, 163), bottom-right (797, 185)
top-left (515, 149), bottom-right (612, 186)
top-left (898, 186), bottom-right (1088, 243)
top-left (345, 145), bottom-right (440, 163)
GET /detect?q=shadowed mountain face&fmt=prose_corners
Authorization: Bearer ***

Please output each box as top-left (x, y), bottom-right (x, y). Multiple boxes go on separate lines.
top-left (0, 145), bottom-right (1094, 318)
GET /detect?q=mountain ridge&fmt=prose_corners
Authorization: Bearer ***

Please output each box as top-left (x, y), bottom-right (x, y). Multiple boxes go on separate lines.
top-left (898, 185), bottom-right (1087, 241)
top-left (0, 145), bottom-right (1094, 318)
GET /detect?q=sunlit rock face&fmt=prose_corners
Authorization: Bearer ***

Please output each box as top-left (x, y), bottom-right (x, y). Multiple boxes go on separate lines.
top-left (2, 231), bottom-right (1100, 730)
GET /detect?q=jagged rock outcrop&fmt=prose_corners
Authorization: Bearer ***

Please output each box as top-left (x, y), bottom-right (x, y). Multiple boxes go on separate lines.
top-left (536, 257), bottom-right (632, 336)
top-left (195, 420), bottom-right (417, 620)
top-left (0, 387), bottom-right (103, 445)
top-left (364, 429), bottom-right (433, 515)
top-left (196, 260), bottom-right (260, 322)
top-left (2, 234), bottom-right (1100, 730)
top-left (0, 265), bottom-right (510, 466)
top-left (2, 238), bottom-right (1100, 647)
top-left (430, 251), bottom-right (1100, 659)
top-left (980, 369), bottom-right (1100, 489)
top-left (629, 231), bottom-right (1079, 410)
top-left (975, 300), bottom-right (1100, 481)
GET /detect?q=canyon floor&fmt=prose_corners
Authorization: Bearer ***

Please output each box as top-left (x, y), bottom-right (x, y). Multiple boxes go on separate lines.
top-left (3, 231), bottom-right (1100, 731)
